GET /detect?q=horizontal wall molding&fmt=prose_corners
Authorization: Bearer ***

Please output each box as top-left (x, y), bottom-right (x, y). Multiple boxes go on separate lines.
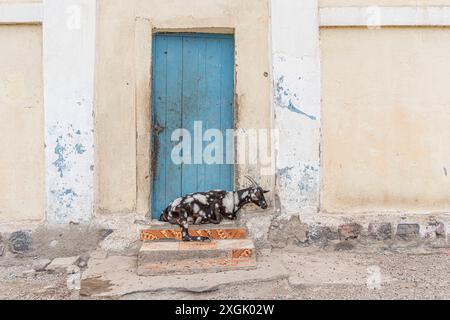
top-left (320, 6), bottom-right (450, 27)
top-left (0, 3), bottom-right (43, 24)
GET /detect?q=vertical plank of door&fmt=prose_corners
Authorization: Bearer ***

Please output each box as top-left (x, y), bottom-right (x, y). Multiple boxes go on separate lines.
top-left (151, 36), bottom-right (168, 217)
top-left (203, 38), bottom-right (222, 191)
top-left (181, 36), bottom-right (200, 196)
top-left (165, 36), bottom-right (183, 205)
top-left (196, 37), bottom-right (208, 192)
top-left (220, 37), bottom-right (235, 191)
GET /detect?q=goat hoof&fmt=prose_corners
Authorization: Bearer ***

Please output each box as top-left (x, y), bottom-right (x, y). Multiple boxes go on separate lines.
top-left (182, 236), bottom-right (211, 242)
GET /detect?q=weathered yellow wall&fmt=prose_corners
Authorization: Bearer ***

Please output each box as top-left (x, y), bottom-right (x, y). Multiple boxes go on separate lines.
top-left (321, 27), bottom-right (450, 213)
top-left (95, 0), bottom-right (271, 214)
top-left (0, 24), bottom-right (44, 221)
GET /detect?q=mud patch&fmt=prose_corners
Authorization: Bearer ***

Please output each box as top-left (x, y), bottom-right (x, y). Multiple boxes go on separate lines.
top-left (80, 277), bottom-right (114, 297)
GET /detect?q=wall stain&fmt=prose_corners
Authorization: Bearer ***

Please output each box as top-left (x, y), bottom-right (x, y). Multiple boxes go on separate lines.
top-left (298, 165), bottom-right (318, 193)
top-left (278, 166), bottom-right (294, 181)
top-left (52, 126), bottom-right (92, 177)
top-left (51, 188), bottom-right (79, 209)
top-left (53, 136), bottom-right (67, 178)
top-left (75, 144), bottom-right (86, 154)
top-left (275, 76), bottom-right (316, 121)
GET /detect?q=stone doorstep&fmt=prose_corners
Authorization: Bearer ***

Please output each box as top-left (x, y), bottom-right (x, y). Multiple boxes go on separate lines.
top-left (81, 255), bottom-right (288, 297)
top-left (140, 225), bottom-right (247, 241)
top-left (137, 239), bottom-right (256, 276)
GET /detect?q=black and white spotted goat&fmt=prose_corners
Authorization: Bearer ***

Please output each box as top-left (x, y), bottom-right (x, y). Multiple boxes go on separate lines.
top-left (160, 176), bottom-right (269, 242)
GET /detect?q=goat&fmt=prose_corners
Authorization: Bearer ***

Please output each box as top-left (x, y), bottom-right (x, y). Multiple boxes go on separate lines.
top-left (159, 176), bottom-right (269, 242)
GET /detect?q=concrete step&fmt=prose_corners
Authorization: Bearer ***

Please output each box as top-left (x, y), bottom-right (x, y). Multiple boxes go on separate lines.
top-left (139, 224), bottom-right (247, 241)
top-left (137, 239), bottom-right (256, 276)
top-left (80, 255), bottom-right (288, 298)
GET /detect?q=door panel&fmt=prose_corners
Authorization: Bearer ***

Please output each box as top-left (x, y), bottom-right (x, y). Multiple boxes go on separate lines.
top-left (151, 33), bottom-right (235, 218)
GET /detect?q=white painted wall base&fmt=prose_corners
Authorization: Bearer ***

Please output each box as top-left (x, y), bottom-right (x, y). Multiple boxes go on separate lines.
top-left (43, 0), bottom-right (96, 223)
top-left (271, 0), bottom-right (321, 215)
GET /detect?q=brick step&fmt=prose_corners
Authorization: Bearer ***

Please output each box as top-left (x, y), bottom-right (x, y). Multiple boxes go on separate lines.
top-left (137, 239), bottom-right (256, 276)
top-left (140, 225), bottom-right (247, 241)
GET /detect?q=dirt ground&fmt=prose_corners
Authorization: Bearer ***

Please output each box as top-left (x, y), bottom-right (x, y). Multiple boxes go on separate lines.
top-left (1, 245), bottom-right (449, 300)
top-left (0, 261), bottom-right (73, 300)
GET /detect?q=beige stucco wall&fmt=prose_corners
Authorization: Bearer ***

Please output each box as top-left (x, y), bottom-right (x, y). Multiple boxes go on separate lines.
top-left (95, 0), bottom-right (271, 215)
top-left (0, 24), bottom-right (44, 221)
top-left (321, 27), bottom-right (450, 214)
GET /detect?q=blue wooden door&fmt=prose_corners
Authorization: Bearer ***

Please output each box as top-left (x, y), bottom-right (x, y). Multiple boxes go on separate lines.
top-left (151, 33), bottom-right (235, 218)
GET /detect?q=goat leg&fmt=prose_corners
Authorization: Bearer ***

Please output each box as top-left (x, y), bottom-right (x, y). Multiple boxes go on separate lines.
top-left (180, 220), bottom-right (210, 242)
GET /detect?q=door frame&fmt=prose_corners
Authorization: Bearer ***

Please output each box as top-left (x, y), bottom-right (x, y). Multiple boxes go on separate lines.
top-left (134, 21), bottom-right (273, 220)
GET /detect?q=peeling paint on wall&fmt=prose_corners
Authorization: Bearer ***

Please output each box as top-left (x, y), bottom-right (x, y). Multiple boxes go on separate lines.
top-left (53, 136), bottom-right (67, 178)
top-left (278, 166), bottom-right (294, 181)
top-left (44, 0), bottom-right (96, 224)
top-left (271, 0), bottom-right (321, 215)
top-left (275, 76), bottom-right (317, 120)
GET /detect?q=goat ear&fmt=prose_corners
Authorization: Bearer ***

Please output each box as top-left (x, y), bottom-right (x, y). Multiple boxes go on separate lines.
top-left (263, 190), bottom-right (270, 194)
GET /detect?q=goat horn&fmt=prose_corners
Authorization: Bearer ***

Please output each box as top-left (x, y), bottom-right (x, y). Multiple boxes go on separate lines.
top-left (245, 175), bottom-right (258, 187)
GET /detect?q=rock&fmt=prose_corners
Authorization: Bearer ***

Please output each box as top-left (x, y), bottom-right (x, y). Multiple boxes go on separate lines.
top-left (44, 284), bottom-right (56, 290)
top-left (306, 225), bottom-right (339, 247)
top-left (90, 250), bottom-right (108, 260)
top-left (67, 265), bottom-right (80, 275)
top-left (338, 223), bottom-right (362, 240)
top-left (435, 223), bottom-right (446, 237)
top-left (334, 241), bottom-right (354, 251)
top-left (98, 229), bottom-right (114, 240)
top-left (237, 212), bottom-right (273, 248)
top-left (396, 224), bottom-right (420, 240)
top-left (32, 259), bottom-right (52, 272)
top-left (22, 269), bottom-right (36, 277)
top-left (67, 272), bottom-right (81, 291)
top-left (368, 223), bottom-right (392, 241)
top-left (0, 244), bottom-right (4, 257)
top-left (46, 256), bottom-right (80, 273)
top-left (78, 260), bottom-right (87, 268)
top-left (49, 240), bottom-right (59, 248)
top-left (8, 230), bottom-right (33, 253)
top-left (424, 221), bottom-right (446, 239)
top-left (268, 216), bottom-right (308, 248)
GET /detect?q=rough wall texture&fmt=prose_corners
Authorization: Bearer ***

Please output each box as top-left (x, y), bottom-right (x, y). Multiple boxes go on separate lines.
top-left (0, 24), bottom-right (44, 221)
top-left (321, 27), bottom-right (450, 213)
top-left (95, 0), bottom-right (272, 215)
